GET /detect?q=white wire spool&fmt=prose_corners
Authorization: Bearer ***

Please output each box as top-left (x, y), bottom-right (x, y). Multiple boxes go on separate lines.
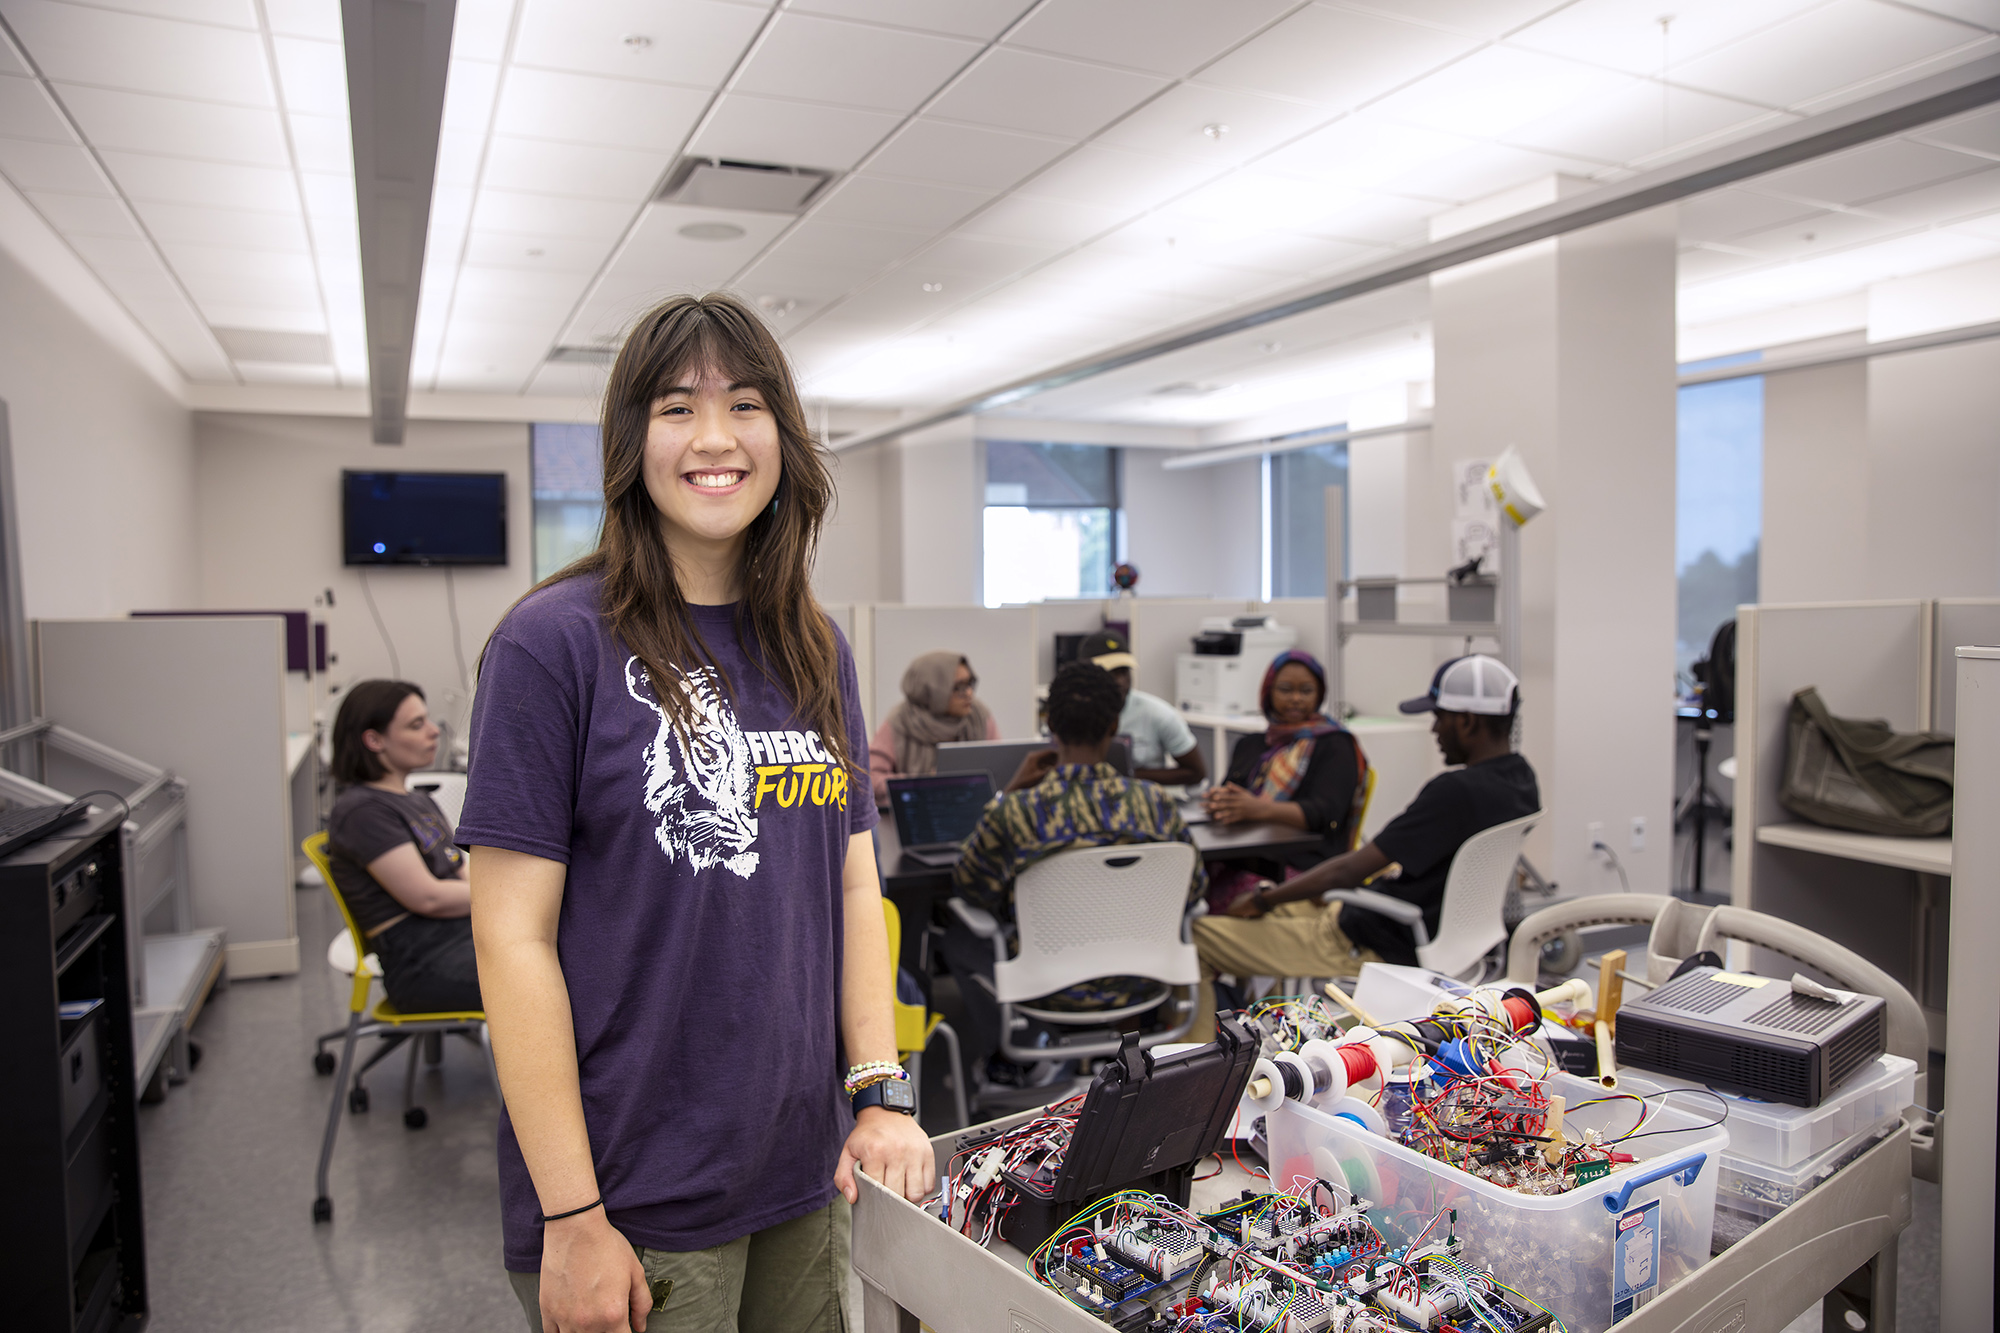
top-left (1247, 1057), bottom-right (1287, 1113)
top-left (1298, 1039), bottom-right (1350, 1104)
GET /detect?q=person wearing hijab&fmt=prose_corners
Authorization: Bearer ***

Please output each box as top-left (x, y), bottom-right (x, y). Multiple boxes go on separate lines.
top-left (1201, 650), bottom-right (1366, 909)
top-left (869, 651), bottom-right (1002, 804)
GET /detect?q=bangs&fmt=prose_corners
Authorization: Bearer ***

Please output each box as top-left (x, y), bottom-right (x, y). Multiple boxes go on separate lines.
top-left (631, 302), bottom-right (784, 406)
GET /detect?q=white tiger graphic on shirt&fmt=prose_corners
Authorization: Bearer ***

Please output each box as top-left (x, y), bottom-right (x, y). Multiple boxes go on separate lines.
top-left (625, 657), bottom-right (760, 878)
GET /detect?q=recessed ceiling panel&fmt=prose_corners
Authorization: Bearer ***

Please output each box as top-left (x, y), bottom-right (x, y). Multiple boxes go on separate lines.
top-left (0, 138), bottom-right (107, 193)
top-left (813, 173), bottom-right (998, 230)
top-left (1367, 45), bottom-right (1634, 141)
top-left (1011, 143), bottom-right (1216, 212)
top-left (789, 0), bottom-right (1034, 41)
top-left (271, 33), bottom-right (349, 116)
top-left (1093, 84), bottom-right (1329, 164)
top-left (1852, 164), bottom-right (2000, 224)
top-left (23, 189), bottom-right (138, 236)
top-left (731, 13), bottom-right (983, 114)
top-left (1339, 0), bottom-right (1572, 41)
top-left (1508, 0), bottom-right (1830, 78)
top-left (494, 66), bottom-right (709, 152)
top-left (926, 46), bottom-right (1167, 140)
top-left (560, 201), bottom-right (792, 344)
top-left (1007, 0), bottom-right (1294, 78)
top-left (866, 117), bottom-right (1070, 190)
top-left (264, 0), bottom-right (342, 42)
top-left (0, 72), bottom-right (70, 141)
top-left (1754, 138), bottom-right (1990, 207)
top-left (689, 93), bottom-right (904, 173)
top-left (2, 1), bottom-right (272, 103)
top-left (1676, 187), bottom-right (1824, 243)
top-left (1916, 104), bottom-right (2000, 157)
top-left (470, 188), bottom-right (637, 240)
top-left (482, 135), bottom-right (669, 203)
top-left (1503, 81), bottom-right (1787, 167)
top-left (288, 112), bottom-right (352, 173)
top-left (1670, 0), bottom-right (1990, 110)
top-left (1197, 5), bottom-right (1477, 109)
top-left (510, 0), bottom-right (767, 86)
top-left (56, 85), bottom-right (289, 165)
top-left (97, 150), bottom-right (297, 210)
top-left (952, 189), bottom-right (1124, 246)
top-left (463, 228), bottom-right (615, 271)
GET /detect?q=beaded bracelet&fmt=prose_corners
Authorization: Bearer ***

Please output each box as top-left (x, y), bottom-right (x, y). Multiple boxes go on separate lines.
top-left (843, 1061), bottom-right (909, 1096)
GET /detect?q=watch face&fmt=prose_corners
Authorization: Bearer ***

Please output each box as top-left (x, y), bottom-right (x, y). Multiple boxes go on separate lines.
top-left (880, 1078), bottom-right (915, 1111)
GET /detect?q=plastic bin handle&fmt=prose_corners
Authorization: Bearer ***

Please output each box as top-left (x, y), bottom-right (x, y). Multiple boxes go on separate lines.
top-left (1602, 1153), bottom-right (1707, 1214)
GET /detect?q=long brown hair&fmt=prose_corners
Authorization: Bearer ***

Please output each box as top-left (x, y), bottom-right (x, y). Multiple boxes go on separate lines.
top-left (523, 292), bottom-right (848, 766)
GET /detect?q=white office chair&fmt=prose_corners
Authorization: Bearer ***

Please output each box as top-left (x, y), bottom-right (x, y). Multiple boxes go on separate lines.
top-left (1324, 810), bottom-right (1543, 982)
top-left (949, 842), bottom-right (1202, 1064)
top-left (407, 770), bottom-right (466, 830)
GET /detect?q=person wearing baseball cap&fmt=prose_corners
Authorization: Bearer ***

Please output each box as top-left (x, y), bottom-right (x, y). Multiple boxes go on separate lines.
top-left (1192, 654), bottom-right (1538, 1016)
top-left (1076, 628), bottom-right (1207, 789)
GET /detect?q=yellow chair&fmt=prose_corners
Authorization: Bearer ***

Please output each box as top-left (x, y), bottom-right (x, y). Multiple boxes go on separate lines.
top-left (884, 896), bottom-right (968, 1130)
top-left (302, 831), bottom-right (496, 1223)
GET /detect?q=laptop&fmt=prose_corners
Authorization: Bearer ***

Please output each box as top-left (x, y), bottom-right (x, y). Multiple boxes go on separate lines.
top-left (935, 738), bottom-right (1133, 792)
top-left (887, 772), bottom-right (995, 868)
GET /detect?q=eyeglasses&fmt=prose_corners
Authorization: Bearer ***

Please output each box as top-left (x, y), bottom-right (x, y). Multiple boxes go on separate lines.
top-left (951, 676), bottom-right (979, 695)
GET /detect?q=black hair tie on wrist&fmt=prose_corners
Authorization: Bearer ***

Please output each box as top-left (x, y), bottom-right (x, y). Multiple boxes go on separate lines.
top-left (536, 1197), bottom-right (604, 1224)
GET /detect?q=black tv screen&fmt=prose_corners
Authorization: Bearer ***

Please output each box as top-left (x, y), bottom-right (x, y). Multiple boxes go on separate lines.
top-left (343, 471), bottom-right (508, 566)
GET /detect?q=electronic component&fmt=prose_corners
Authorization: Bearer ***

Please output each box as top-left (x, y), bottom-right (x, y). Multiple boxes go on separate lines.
top-left (1615, 965), bottom-right (1886, 1107)
top-left (1108, 1220), bottom-right (1203, 1280)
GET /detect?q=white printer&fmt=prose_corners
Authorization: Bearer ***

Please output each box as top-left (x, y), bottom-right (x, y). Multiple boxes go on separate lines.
top-left (1175, 616), bottom-right (1298, 716)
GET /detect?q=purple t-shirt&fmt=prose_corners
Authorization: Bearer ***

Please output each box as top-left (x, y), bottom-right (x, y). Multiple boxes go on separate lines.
top-left (455, 574), bottom-right (876, 1269)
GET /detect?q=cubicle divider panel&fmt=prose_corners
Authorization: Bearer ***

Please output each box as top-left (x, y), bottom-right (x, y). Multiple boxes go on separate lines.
top-left (1930, 599), bottom-right (2000, 733)
top-left (37, 617), bottom-right (299, 978)
top-left (1126, 599), bottom-right (1255, 703)
top-left (871, 605), bottom-right (1037, 740)
top-left (1258, 599), bottom-right (1326, 665)
top-left (1024, 599), bottom-right (1109, 685)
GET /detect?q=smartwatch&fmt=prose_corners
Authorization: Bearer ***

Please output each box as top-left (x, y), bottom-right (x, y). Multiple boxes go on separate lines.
top-left (851, 1077), bottom-right (916, 1115)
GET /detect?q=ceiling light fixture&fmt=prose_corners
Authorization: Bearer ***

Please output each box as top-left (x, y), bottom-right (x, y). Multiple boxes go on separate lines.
top-left (678, 222), bottom-right (747, 241)
top-left (756, 295), bottom-right (798, 316)
top-left (1202, 123), bottom-right (1230, 139)
top-left (1257, 341), bottom-right (1281, 354)
top-left (921, 282), bottom-right (944, 292)
top-left (622, 33), bottom-right (652, 48)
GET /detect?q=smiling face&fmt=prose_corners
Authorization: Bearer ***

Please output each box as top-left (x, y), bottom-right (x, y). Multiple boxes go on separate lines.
top-left (641, 364), bottom-right (782, 563)
top-left (1268, 661), bottom-right (1322, 726)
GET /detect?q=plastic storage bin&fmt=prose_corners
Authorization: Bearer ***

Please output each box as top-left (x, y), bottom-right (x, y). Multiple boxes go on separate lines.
top-left (1620, 1054), bottom-right (1915, 1168)
top-left (1716, 1116), bottom-right (1901, 1225)
top-left (1267, 1069), bottom-right (1728, 1333)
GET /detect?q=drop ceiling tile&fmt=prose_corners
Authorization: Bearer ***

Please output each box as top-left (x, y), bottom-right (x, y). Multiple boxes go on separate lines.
top-left (1671, 0), bottom-right (1988, 110)
top-left (813, 174), bottom-right (997, 230)
top-left (494, 69), bottom-right (711, 152)
top-left (299, 170), bottom-right (355, 221)
top-left (1727, 209), bottom-right (1920, 263)
top-left (272, 35), bottom-right (347, 117)
top-left (25, 189), bottom-right (137, 235)
top-left (0, 137), bottom-right (109, 195)
top-left (63, 0), bottom-right (257, 27)
top-left (1337, 0), bottom-right (1573, 40)
top-left (1755, 139), bottom-right (1991, 208)
top-left (64, 231), bottom-right (164, 275)
top-left (733, 13), bottom-right (982, 114)
top-left (733, 252), bottom-right (875, 304)
top-left (482, 135), bottom-right (669, 202)
top-left (264, 0), bottom-right (341, 41)
top-left (1676, 188), bottom-right (1823, 243)
top-left (1152, 170), bottom-right (1358, 237)
top-left (765, 217), bottom-right (937, 276)
top-left (98, 150), bottom-right (296, 210)
top-left (512, 0), bottom-right (765, 86)
top-left (0, 39), bottom-right (23, 77)
top-left (1007, 0), bottom-right (1294, 78)
top-left (447, 287), bottom-right (580, 327)
top-left (449, 0), bottom-right (515, 63)
top-left (1387, 140), bottom-right (1605, 202)
top-left (1917, 105), bottom-right (2000, 159)
top-left (128, 197), bottom-right (308, 248)
top-left (464, 229), bottom-right (610, 270)
top-left (1504, 82), bottom-right (1789, 168)
top-left (1096, 84), bottom-right (1334, 165)
top-left (526, 359), bottom-right (612, 397)
top-left (236, 362), bottom-right (338, 384)
top-left (471, 188), bottom-right (634, 240)
top-left (927, 47), bottom-right (1167, 141)
top-left (287, 111), bottom-right (351, 173)
top-left (1, 1), bottom-right (273, 104)
top-left (450, 263), bottom-right (597, 305)
top-left (57, 85), bottom-right (289, 165)
top-left (790, 0), bottom-right (1031, 40)
top-left (1368, 45), bottom-right (1634, 141)
top-left (1890, 0), bottom-right (1999, 27)
top-left (185, 267), bottom-right (323, 308)
top-left (1858, 164), bottom-right (2000, 224)
top-left (904, 232), bottom-right (1054, 285)
top-left (0, 74), bottom-right (70, 142)
top-left (1294, 190), bottom-right (1437, 246)
top-left (1198, 6), bottom-right (1477, 110)
top-left (434, 129), bottom-right (484, 188)
top-left (866, 117), bottom-right (1070, 190)
top-left (440, 57), bottom-right (501, 133)
top-left (561, 202), bottom-right (792, 341)
top-left (952, 190), bottom-right (1123, 246)
top-left (198, 300), bottom-right (331, 333)
top-left (161, 240), bottom-right (319, 285)
top-left (1507, 0), bottom-right (1830, 78)
top-left (1010, 143), bottom-right (1217, 212)
top-left (696, 94), bottom-right (907, 173)
top-left (1260, 116), bottom-right (1475, 192)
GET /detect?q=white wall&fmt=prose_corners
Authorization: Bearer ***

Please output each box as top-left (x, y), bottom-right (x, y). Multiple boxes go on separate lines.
top-left (894, 419), bottom-right (983, 605)
top-left (1762, 353), bottom-right (1870, 604)
top-left (815, 444), bottom-right (884, 604)
top-left (1121, 449), bottom-right (1261, 599)
top-left (194, 413), bottom-right (531, 741)
top-left (0, 243), bottom-right (198, 618)
top-left (1865, 339), bottom-right (2000, 600)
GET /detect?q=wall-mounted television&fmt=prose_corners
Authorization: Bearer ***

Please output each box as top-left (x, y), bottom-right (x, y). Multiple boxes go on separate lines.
top-left (342, 471), bottom-right (508, 566)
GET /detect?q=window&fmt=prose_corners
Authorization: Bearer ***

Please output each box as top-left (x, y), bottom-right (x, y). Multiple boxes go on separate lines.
top-left (982, 441), bottom-right (1120, 606)
top-left (1676, 355), bottom-right (1763, 682)
top-left (1264, 439), bottom-right (1349, 600)
top-left (531, 423), bottom-right (604, 581)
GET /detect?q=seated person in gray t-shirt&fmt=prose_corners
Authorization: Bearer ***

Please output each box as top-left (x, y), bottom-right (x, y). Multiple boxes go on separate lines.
top-left (325, 680), bottom-right (479, 1014)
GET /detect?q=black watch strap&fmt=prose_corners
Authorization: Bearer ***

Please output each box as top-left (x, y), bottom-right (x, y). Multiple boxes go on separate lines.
top-left (850, 1077), bottom-right (916, 1115)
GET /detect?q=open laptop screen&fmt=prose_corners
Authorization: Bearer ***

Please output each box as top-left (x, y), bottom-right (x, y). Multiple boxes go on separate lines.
top-left (888, 772), bottom-right (993, 848)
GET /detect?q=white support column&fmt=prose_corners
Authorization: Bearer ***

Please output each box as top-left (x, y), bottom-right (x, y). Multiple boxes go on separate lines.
top-left (1429, 181), bottom-right (1679, 895)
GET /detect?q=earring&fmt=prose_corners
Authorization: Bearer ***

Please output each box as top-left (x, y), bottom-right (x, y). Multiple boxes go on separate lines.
top-left (768, 493), bottom-right (780, 517)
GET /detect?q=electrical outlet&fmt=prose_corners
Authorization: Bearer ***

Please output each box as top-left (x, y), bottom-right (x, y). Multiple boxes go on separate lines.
top-left (1630, 816), bottom-right (1647, 851)
top-left (1587, 821), bottom-right (1604, 854)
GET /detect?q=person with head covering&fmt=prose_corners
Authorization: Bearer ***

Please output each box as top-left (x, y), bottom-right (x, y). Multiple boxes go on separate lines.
top-left (1077, 628), bottom-right (1206, 788)
top-left (1203, 650), bottom-right (1367, 878)
top-left (868, 651), bottom-right (1002, 804)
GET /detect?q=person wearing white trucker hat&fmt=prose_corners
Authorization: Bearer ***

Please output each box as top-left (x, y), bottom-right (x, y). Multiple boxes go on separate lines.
top-left (1190, 654), bottom-right (1538, 1028)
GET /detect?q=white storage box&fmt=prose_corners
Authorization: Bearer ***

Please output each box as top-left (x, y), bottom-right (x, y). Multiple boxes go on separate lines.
top-left (1350, 961), bottom-right (1474, 1024)
top-left (1621, 1054), bottom-right (1915, 1169)
top-left (1715, 1116), bottom-right (1900, 1227)
top-left (1267, 1070), bottom-right (1728, 1333)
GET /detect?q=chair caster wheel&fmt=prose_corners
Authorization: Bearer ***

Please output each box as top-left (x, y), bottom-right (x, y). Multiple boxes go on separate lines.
top-left (348, 1087), bottom-right (370, 1114)
top-left (314, 1051), bottom-right (336, 1076)
top-left (1541, 930), bottom-right (1582, 976)
top-left (312, 1197), bottom-right (332, 1223)
top-left (403, 1107), bottom-right (428, 1130)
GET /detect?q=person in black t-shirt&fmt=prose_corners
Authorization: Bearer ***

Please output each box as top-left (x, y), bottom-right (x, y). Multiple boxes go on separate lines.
top-left (1191, 656), bottom-right (1538, 1025)
top-left (325, 679), bottom-right (480, 1014)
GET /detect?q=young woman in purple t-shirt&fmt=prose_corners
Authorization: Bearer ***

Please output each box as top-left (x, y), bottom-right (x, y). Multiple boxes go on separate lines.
top-left (462, 294), bottom-right (933, 1333)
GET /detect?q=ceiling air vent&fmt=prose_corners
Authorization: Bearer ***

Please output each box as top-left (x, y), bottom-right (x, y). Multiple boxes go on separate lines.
top-left (214, 327), bottom-right (331, 365)
top-left (656, 156), bottom-right (831, 214)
